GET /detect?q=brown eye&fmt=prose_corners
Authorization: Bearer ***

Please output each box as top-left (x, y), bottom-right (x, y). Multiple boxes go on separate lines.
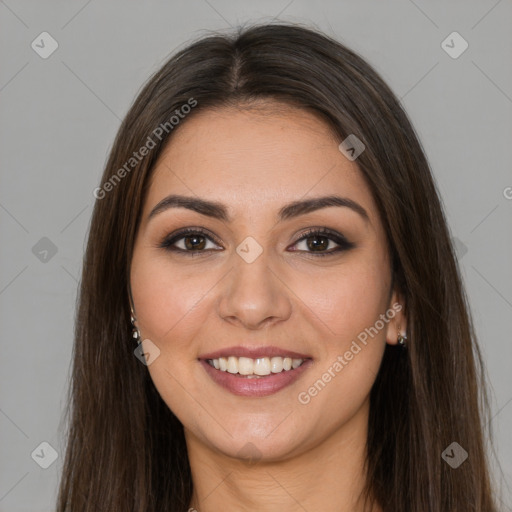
top-left (304, 234), bottom-right (331, 252)
top-left (290, 228), bottom-right (355, 257)
top-left (159, 227), bottom-right (222, 254)
top-left (182, 233), bottom-right (207, 251)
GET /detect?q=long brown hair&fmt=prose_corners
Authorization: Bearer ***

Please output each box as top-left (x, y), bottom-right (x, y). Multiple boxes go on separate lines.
top-left (56, 22), bottom-right (499, 511)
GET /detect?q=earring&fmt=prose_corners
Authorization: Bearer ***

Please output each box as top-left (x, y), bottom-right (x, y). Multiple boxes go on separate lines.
top-left (397, 326), bottom-right (407, 347)
top-left (130, 310), bottom-right (141, 344)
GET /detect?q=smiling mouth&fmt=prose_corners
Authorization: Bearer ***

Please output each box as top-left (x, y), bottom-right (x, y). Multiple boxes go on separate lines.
top-left (200, 355), bottom-right (313, 397)
top-left (205, 355), bottom-right (308, 377)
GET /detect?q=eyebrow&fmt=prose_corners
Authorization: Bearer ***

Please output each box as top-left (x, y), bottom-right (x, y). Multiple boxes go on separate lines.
top-left (148, 194), bottom-right (370, 224)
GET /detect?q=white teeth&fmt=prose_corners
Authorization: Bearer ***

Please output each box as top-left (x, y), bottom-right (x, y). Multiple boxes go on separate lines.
top-left (270, 356), bottom-right (283, 373)
top-left (227, 356), bottom-right (238, 374)
top-left (207, 355), bottom-right (305, 375)
top-left (238, 357), bottom-right (253, 375)
top-left (254, 357), bottom-right (270, 375)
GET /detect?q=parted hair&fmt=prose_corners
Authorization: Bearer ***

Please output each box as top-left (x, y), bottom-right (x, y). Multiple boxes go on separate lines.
top-left (56, 22), bottom-right (499, 511)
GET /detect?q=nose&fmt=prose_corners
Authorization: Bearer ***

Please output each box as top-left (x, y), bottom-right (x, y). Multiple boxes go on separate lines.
top-left (217, 248), bottom-right (293, 330)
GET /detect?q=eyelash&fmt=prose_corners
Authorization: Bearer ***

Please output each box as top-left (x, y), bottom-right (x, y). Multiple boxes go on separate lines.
top-left (158, 227), bottom-right (355, 257)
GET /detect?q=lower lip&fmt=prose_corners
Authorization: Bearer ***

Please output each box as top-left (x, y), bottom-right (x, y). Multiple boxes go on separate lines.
top-left (199, 359), bottom-right (313, 397)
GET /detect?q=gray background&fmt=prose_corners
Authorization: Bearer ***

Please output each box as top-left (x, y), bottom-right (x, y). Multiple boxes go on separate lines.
top-left (1, 1), bottom-right (511, 510)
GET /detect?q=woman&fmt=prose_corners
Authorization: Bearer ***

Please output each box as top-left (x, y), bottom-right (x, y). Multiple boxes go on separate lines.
top-left (56, 22), bottom-right (499, 511)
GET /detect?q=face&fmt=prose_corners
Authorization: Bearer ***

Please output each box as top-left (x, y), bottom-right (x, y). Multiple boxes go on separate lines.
top-left (130, 102), bottom-right (406, 462)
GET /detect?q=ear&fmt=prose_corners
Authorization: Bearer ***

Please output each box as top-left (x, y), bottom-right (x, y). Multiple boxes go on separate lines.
top-left (385, 287), bottom-right (407, 346)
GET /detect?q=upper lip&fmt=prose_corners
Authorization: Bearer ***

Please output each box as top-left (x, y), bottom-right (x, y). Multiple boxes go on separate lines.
top-left (199, 345), bottom-right (311, 360)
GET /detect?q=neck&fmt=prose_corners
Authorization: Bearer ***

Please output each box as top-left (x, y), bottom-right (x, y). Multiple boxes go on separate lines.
top-left (185, 399), bottom-right (381, 512)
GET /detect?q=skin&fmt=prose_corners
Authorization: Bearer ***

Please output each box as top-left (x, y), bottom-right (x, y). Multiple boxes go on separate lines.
top-left (129, 101), bottom-right (407, 512)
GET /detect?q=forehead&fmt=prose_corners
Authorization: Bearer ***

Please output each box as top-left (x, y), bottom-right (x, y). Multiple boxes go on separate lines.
top-left (142, 103), bottom-right (378, 226)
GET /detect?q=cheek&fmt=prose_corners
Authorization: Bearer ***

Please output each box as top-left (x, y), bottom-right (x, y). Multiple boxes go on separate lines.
top-left (295, 251), bottom-right (390, 404)
top-left (131, 254), bottom-right (217, 344)
top-left (292, 254), bottom-right (390, 341)
top-left (291, 266), bottom-right (389, 435)
top-left (130, 254), bottom-right (214, 422)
